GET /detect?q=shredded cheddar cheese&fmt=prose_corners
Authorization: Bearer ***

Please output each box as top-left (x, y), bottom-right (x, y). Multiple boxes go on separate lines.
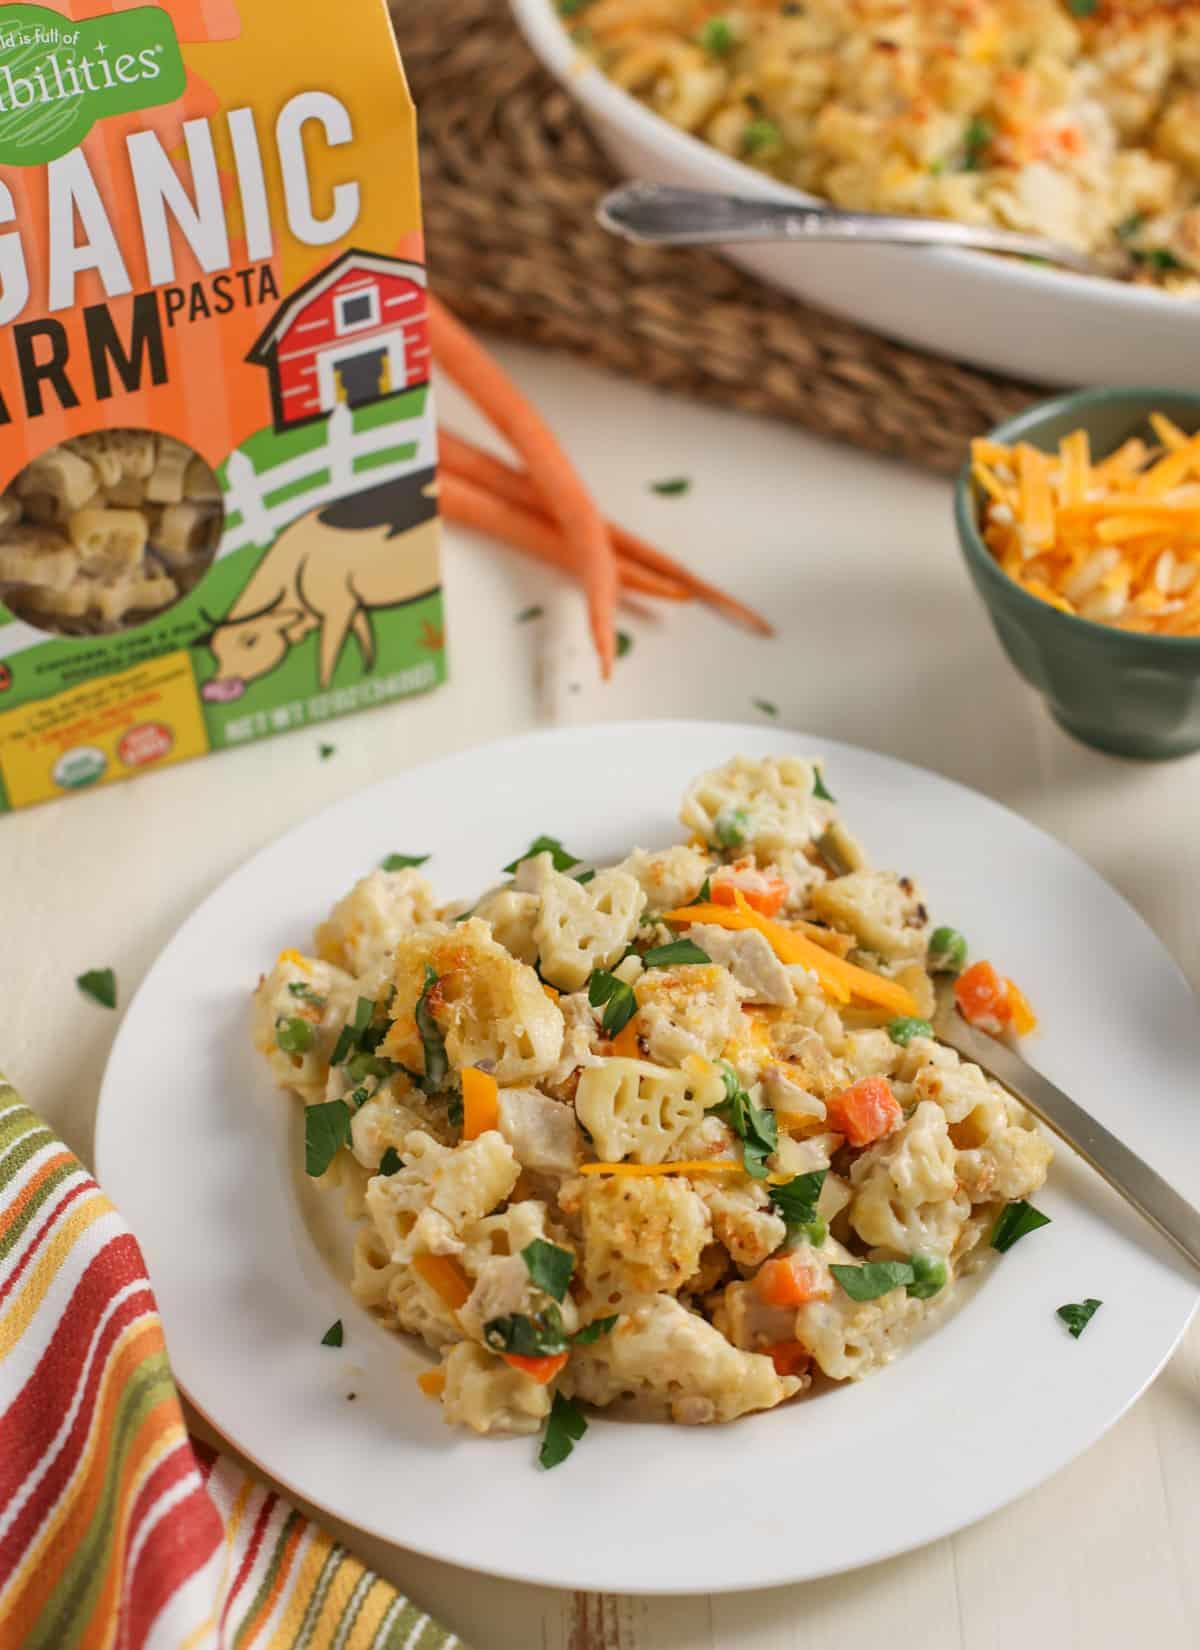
top-left (577, 1160), bottom-right (744, 1178)
top-left (417, 1367), bottom-right (446, 1398)
top-left (972, 419), bottom-right (1200, 634)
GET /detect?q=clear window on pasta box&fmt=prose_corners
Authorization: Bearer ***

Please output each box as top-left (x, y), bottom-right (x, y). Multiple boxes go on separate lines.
top-left (0, 0), bottom-right (444, 817)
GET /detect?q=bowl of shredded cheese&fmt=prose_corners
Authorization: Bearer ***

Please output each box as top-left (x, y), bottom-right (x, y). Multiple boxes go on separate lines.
top-left (955, 388), bottom-right (1200, 760)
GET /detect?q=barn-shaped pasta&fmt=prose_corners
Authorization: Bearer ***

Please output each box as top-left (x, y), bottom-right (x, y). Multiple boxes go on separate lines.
top-left (315, 867), bottom-right (438, 976)
top-left (574, 1054), bottom-right (726, 1163)
top-left (680, 754), bottom-right (836, 858)
top-left (522, 855), bottom-right (646, 991)
top-left (579, 1174), bottom-right (711, 1304)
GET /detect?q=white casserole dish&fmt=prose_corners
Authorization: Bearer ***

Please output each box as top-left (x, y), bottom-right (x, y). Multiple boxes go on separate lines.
top-left (511, 0), bottom-right (1200, 388)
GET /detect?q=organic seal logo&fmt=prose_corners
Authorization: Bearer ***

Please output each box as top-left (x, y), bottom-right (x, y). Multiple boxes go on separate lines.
top-left (0, 4), bottom-right (185, 166)
top-left (53, 744), bottom-right (106, 790)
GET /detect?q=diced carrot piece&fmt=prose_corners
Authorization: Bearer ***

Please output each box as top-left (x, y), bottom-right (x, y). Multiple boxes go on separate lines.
top-left (609, 1016), bottom-right (641, 1059)
top-left (461, 1066), bottom-right (500, 1140)
top-left (417, 1368), bottom-right (446, 1398)
top-left (765, 1340), bottom-right (812, 1378)
top-left (502, 1351), bottom-right (569, 1384)
top-left (412, 1252), bottom-right (471, 1309)
top-left (755, 1255), bottom-right (829, 1308)
top-left (1005, 978), bottom-right (1038, 1036)
top-left (825, 1076), bottom-right (902, 1147)
top-left (712, 875), bottom-right (788, 918)
top-left (954, 960), bottom-right (1013, 1036)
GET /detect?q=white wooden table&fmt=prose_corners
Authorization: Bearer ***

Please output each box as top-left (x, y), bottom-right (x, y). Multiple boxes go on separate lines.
top-left (3, 342), bottom-right (1198, 1650)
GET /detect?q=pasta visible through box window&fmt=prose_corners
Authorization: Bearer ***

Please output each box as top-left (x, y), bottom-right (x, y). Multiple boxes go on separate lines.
top-left (0, 429), bottom-right (223, 636)
top-left (253, 753), bottom-right (1052, 1465)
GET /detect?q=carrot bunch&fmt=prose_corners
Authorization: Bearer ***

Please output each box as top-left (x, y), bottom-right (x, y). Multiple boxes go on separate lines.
top-left (427, 294), bottom-right (772, 676)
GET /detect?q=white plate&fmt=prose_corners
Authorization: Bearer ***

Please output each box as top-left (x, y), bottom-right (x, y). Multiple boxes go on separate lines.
top-left (96, 722), bottom-right (1200, 1594)
top-left (510, 0), bottom-right (1200, 389)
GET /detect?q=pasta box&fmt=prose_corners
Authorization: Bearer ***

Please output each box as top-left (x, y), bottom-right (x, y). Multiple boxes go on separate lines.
top-left (0, 0), bottom-right (444, 815)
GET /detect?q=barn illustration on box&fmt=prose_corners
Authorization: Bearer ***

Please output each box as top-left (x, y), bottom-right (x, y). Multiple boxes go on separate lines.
top-left (246, 249), bottom-right (431, 429)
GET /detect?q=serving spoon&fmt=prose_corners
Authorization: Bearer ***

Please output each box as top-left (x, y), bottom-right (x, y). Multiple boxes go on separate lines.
top-left (932, 980), bottom-right (1200, 1273)
top-left (598, 182), bottom-right (1124, 279)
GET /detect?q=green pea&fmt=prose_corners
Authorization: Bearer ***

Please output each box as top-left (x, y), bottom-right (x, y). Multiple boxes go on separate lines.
top-left (714, 806), bottom-right (749, 849)
top-left (796, 1216), bottom-right (827, 1247)
top-left (700, 16), bottom-right (735, 54)
top-left (928, 925), bottom-right (968, 974)
top-left (275, 1016), bottom-right (314, 1055)
top-left (888, 1016), bottom-right (934, 1046)
top-left (741, 118), bottom-right (781, 156)
top-left (906, 1252), bottom-right (948, 1300)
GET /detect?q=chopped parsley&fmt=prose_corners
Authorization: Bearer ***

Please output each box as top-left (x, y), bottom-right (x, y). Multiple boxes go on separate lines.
top-left (318, 742), bottom-right (336, 760)
top-left (752, 697), bottom-right (778, 717)
top-left (347, 1086), bottom-right (370, 1110)
top-left (741, 117), bottom-right (781, 156)
top-left (572, 1314), bottom-right (618, 1345)
top-left (76, 968), bottom-right (117, 1009)
top-left (650, 476), bottom-right (691, 495)
top-left (812, 767), bottom-right (836, 803)
top-left (522, 1238), bottom-right (575, 1303)
top-left (378, 1146), bottom-right (402, 1176)
top-left (888, 1016), bottom-right (934, 1046)
top-left (381, 852), bottom-right (430, 871)
top-left (962, 116), bottom-right (993, 171)
top-left (321, 1319), bottom-right (344, 1347)
top-left (516, 604), bottom-right (545, 622)
top-left (415, 966), bottom-right (449, 1092)
top-left (830, 1260), bottom-right (916, 1301)
top-left (699, 16), bottom-right (735, 55)
top-left (588, 970), bottom-right (638, 1038)
top-left (305, 1099), bottom-right (353, 1177)
top-left (1057, 1297), bottom-right (1102, 1338)
top-left (539, 1391), bottom-right (588, 1469)
top-left (1067, 0), bottom-right (1097, 14)
top-left (713, 806), bottom-right (749, 849)
top-left (1117, 213), bottom-right (1144, 241)
top-left (641, 938), bottom-right (712, 968)
top-left (288, 981), bottom-right (327, 1008)
top-left (484, 1304), bottom-right (569, 1358)
top-left (991, 1199), bottom-right (1052, 1252)
top-left (1132, 246), bottom-right (1187, 273)
top-left (696, 875), bottom-right (712, 903)
top-left (616, 630), bottom-right (634, 658)
top-left (768, 1169), bottom-right (826, 1229)
top-left (275, 1016), bottom-right (314, 1055)
top-left (504, 834), bottom-right (583, 875)
top-left (707, 1064), bottom-right (777, 1179)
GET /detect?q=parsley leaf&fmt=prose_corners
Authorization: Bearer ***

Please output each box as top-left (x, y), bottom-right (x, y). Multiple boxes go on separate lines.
top-left (415, 966), bottom-right (448, 1092)
top-left (713, 806), bottom-right (749, 849)
top-left (707, 1066), bottom-right (777, 1179)
top-left (305, 1099), bottom-right (352, 1177)
top-left (753, 697), bottom-right (778, 717)
top-left (484, 1305), bottom-right (569, 1357)
top-left (1068, 0), bottom-right (1097, 14)
top-left (616, 630), bottom-right (634, 659)
top-left (1117, 213), bottom-right (1144, 241)
top-left (319, 743), bottom-right (336, 760)
top-left (288, 981), bottom-right (327, 1007)
top-left (769, 1168), bottom-right (827, 1228)
top-left (378, 1146), bottom-right (402, 1176)
top-left (572, 1314), bottom-right (618, 1345)
top-left (321, 1319), bottom-right (344, 1347)
top-left (1133, 246), bottom-right (1187, 272)
top-left (696, 875), bottom-right (712, 903)
top-left (831, 1261), bottom-right (916, 1301)
top-left (741, 117), bottom-right (781, 155)
top-left (651, 476), bottom-right (691, 495)
top-left (699, 15), bottom-right (735, 55)
top-left (812, 767), bottom-right (836, 803)
top-left (588, 970), bottom-right (638, 1037)
top-left (504, 834), bottom-right (582, 875)
top-left (991, 1199), bottom-right (1052, 1253)
top-left (539, 1391), bottom-right (588, 1469)
top-left (962, 115), bottom-right (993, 171)
top-left (1057, 1298), bottom-right (1102, 1338)
top-left (381, 853), bottom-right (430, 871)
top-left (76, 968), bottom-right (117, 1009)
top-left (642, 938), bottom-right (711, 968)
top-left (522, 1238), bottom-right (575, 1303)
top-left (275, 1016), bottom-right (314, 1055)
top-left (516, 604), bottom-right (544, 622)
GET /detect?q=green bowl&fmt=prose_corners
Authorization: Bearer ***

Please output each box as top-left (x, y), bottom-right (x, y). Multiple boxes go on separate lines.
top-left (954, 387), bottom-right (1200, 760)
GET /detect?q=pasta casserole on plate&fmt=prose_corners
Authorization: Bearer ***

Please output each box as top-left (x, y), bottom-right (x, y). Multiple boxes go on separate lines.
top-left (253, 755), bottom-right (1052, 1466)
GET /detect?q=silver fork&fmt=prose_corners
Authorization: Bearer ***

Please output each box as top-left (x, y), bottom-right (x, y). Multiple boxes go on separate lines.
top-left (598, 182), bottom-right (1125, 279)
top-left (932, 980), bottom-right (1200, 1272)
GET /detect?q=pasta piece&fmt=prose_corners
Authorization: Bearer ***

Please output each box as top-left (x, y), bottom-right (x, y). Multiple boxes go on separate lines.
top-left (563, 1294), bottom-right (801, 1424)
top-left (794, 1238), bottom-right (930, 1381)
top-left (104, 475), bottom-right (148, 508)
top-left (0, 494), bottom-right (21, 531)
top-left (350, 1225), bottom-right (403, 1309)
top-left (614, 844), bottom-right (710, 911)
top-left (152, 501), bottom-right (214, 570)
top-left (695, 1177), bottom-right (787, 1269)
top-left (579, 1173), bottom-right (711, 1303)
top-left (68, 506), bottom-right (148, 573)
top-left (144, 435), bottom-right (192, 503)
top-left (522, 854), bottom-right (646, 991)
top-left (574, 1054), bottom-right (725, 1164)
top-left (384, 920), bottom-right (564, 1084)
top-left (0, 525), bottom-right (78, 591)
top-left (634, 963), bottom-right (744, 1065)
top-left (365, 1129), bottom-right (520, 1263)
top-left (349, 1087), bottom-right (436, 1170)
top-left (315, 868), bottom-right (438, 976)
top-left (184, 455), bottom-right (222, 501)
top-left (16, 445), bottom-right (98, 511)
top-left (809, 869), bottom-right (930, 962)
top-left (251, 951), bottom-right (361, 1104)
top-left (440, 1342), bottom-right (554, 1436)
top-left (472, 885), bottom-right (540, 964)
top-left (848, 1101), bottom-right (970, 1256)
top-left (680, 755), bottom-right (836, 858)
top-left (387, 1265), bottom-right (464, 1351)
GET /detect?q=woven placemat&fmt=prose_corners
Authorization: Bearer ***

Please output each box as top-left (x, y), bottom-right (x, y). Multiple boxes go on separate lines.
top-left (397, 0), bottom-right (1043, 474)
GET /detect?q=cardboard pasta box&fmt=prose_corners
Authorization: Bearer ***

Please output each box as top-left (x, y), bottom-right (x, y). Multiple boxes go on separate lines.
top-left (0, 0), bottom-right (444, 813)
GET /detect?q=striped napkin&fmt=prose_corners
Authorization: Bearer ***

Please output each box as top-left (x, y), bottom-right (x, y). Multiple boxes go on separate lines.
top-left (0, 1077), bottom-right (467, 1650)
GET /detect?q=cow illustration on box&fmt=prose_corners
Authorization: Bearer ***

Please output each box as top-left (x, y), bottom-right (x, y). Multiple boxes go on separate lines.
top-left (246, 248), bottom-right (431, 427)
top-left (200, 467), bottom-right (441, 702)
